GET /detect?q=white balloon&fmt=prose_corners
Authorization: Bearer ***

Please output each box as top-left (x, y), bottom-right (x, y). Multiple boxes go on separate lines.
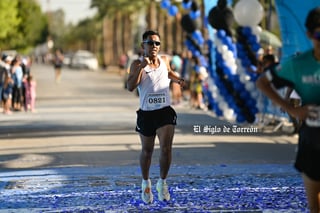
top-left (251, 91), bottom-right (259, 99)
top-left (257, 102), bottom-right (265, 111)
top-left (245, 82), bottom-right (255, 91)
top-left (224, 109), bottom-right (235, 120)
top-left (227, 50), bottom-right (234, 60)
top-left (230, 64), bottom-right (237, 74)
top-left (221, 45), bottom-right (228, 53)
top-left (216, 96), bottom-right (222, 102)
top-left (240, 74), bottom-right (246, 83)
top-left (218, 101), bottom-right (227, 110)
top-left (212, 92), bottom-right (218, 99)
top-left (234, 0), bottom-right (264, 26)
top-left (251, 25), bottom-right (262, 36)
top-left (222, 52), bottom-right (229, 61)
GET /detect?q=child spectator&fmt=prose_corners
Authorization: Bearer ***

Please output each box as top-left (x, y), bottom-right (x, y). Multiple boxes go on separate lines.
top-left (23, 74), bottom-right (37, 112)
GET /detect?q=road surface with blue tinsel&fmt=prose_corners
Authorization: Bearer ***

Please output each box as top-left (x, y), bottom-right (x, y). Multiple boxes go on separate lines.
top-left (0, 164), bottom-right (307, 212)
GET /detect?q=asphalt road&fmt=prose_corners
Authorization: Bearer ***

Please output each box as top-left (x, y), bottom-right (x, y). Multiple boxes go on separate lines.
top-left (0, 63), bottom-right (306, 212)
top-left (0, 63), bottom-right (298, 170)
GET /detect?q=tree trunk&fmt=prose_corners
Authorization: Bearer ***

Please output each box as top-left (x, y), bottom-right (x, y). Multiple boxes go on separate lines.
top-left (147, 1), bottom-right (157, 30)
top-left (122, 14), bottom-right (132, 55)
top-left (113, 14), bottom-right (120, 65)
top-left (158, 10), bottom-right (165, 47)
top-left (103, 16), bottom-right (113, 66)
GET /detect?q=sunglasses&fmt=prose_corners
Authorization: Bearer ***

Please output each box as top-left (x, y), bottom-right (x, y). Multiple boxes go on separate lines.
top-left (312, 31), bottom-right (320, 41)
top-left (143, 40), bottom-right (161, 46)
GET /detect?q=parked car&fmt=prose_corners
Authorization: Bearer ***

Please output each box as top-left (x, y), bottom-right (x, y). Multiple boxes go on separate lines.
top-left (69, 50), bottom-right (99, 71)
top-left (63, 53), bottom-right (73, 67)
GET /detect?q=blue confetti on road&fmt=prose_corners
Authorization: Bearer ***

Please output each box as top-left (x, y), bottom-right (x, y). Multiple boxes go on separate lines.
top-left (0, 164), bottom-right (307, 212)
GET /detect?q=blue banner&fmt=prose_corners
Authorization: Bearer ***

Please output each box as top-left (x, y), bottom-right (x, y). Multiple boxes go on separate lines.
top-left (275, 0), bottom-right (319, 61)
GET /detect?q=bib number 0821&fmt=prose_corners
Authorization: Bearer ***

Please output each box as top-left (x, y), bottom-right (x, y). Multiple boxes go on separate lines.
top-left (149, 97), bottom-right (165, 104)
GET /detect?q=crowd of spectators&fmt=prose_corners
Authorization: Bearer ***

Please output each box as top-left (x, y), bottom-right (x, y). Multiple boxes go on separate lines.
top-left (0, 53), bottom-right (36, 115)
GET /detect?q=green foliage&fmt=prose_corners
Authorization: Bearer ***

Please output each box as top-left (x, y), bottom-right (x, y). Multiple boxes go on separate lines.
top-left (0, 0), bottom-right (20, 42)
top-left (0, 0), bottom-right (49, 53)
top-left (61, 17), bottom-right (101, 51)
top-left (90, 0), bottom-right (145, 18)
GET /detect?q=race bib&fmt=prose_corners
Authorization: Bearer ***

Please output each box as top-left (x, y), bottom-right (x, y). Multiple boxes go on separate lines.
top-left (146, 93), bottom-right (167, 109)
top-left (306, 106), bottom-right (320, 127)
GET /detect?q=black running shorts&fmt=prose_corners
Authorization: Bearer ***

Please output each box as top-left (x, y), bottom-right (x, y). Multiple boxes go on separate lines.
top-left (136, 106), bottom-right (177, 137)
top-left (294, 123), bottom-right (320, 181)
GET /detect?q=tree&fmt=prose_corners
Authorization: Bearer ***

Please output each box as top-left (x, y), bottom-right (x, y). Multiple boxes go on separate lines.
top-left (0, 0), bottom-right (20, 50)
top-left (91, 0), bottom-right (146, 65)
top-left (0, 0), bottom-right (49, 53)
top-left (15, 0), bottom-right (49, 52)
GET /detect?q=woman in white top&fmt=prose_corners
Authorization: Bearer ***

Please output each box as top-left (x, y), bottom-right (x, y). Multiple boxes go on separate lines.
top-left (127, 30), bottom-right (185, 204)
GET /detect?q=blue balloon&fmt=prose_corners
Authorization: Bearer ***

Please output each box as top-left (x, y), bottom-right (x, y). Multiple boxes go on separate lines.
top-left (217, 30), bottom-right (226, 39)
top-left (224, 36), bottom-right (233, 48)
top-left (215, 52), bottom-right (223, 61)
top-left (238, 50), bottom-right (246, 59)
top-left (226, 96), bottom-right (234, 105)
top-left (233, 82), bottom-right (242, 90)
top-left (241, 58), bottom-right (251, 67)
top-left (234, 107), bottom-right (241, 114)
top-left (194, 65), bottom-right (200, 73)
top-left (199, 55), bottom-right (207, 67)
top-left (240, 91), bottom-right (249, 99)
top-left (246, 99), bottom-right (255, 107)
top-left (251, 107), bottom-right (258, 114)
top-left (203, 16), bottom-right (209, 29)
top-left (197, 34), bottom-right (204, 45)
top-left (236, 114), bottom-right (246, 123)
top-left (236, 43), bottom-right (243, 50)
top-left (216, 107), bottom-right (223, 116)
top-left (242, 27), bottom-right (252, 36)
top-left (249, 65), bottom-right (257, 72)
top-left (182, 1), bottom-right (192, 9)
top-left (207, 39), bottom-right (213, 48)
top-left (193, 50), bottom-right (201, 57)
top-left (192, 30), bottom-right (200, 40)
top-left (248, 35), bottom-right (257, 44)
top-left (168, 5), bottom-right (178, 16)
top-left (160, 0), bottom-right (171, 9)
top-left (252, 43), bottom-right (261, 52)
top-left (190, 10), bottom-right (201, 19)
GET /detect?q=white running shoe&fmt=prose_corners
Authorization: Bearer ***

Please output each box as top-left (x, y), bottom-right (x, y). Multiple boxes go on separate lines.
top-left (156, 179), bottom-right (170, 201)
top-left (141, 179), bottom-right (153, 204)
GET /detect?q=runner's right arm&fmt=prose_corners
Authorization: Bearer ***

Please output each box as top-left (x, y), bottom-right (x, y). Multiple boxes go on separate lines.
top-left (127, 59), bottom-right (147, 92)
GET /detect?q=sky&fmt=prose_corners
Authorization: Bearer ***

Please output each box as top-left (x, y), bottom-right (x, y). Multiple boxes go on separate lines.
top-left (39, 0), bottom-right (97, 24)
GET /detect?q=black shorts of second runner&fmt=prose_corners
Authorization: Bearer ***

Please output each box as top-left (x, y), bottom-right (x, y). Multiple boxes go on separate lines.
top-left (294, 123), bottom-right (320, 181)
top-left (136, 106), bottom-right (177, 137)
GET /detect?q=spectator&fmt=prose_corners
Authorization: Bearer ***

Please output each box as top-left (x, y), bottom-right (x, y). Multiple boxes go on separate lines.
top-left (170, 51), bottom-right (183, 105)
top-left (189, 56), bottom-right (208, 110)
top-left (119, 53), bottom-right (128, 76)
top-left (11, 57), bottom-right (24, 111)
top-left (2, 74), bottom-right (13, 114)
top-left (23, 74), bottom-right (37, 112)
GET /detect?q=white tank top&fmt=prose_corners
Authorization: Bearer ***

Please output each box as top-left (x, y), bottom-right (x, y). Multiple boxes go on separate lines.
top-left (138, 56), bottom-right (171, 111)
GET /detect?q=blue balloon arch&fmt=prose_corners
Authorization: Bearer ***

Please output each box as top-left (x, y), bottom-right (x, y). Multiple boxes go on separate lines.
top-left (204, 0), bottom-right (319, 61)
top-left (161, 0), bottom-right (319, 123)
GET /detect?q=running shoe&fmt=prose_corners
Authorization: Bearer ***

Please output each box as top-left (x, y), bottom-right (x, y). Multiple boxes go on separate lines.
top-left (141, 179), bottom-right (153, 204)
top-left (156, 179), bottom-right (170, 201)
